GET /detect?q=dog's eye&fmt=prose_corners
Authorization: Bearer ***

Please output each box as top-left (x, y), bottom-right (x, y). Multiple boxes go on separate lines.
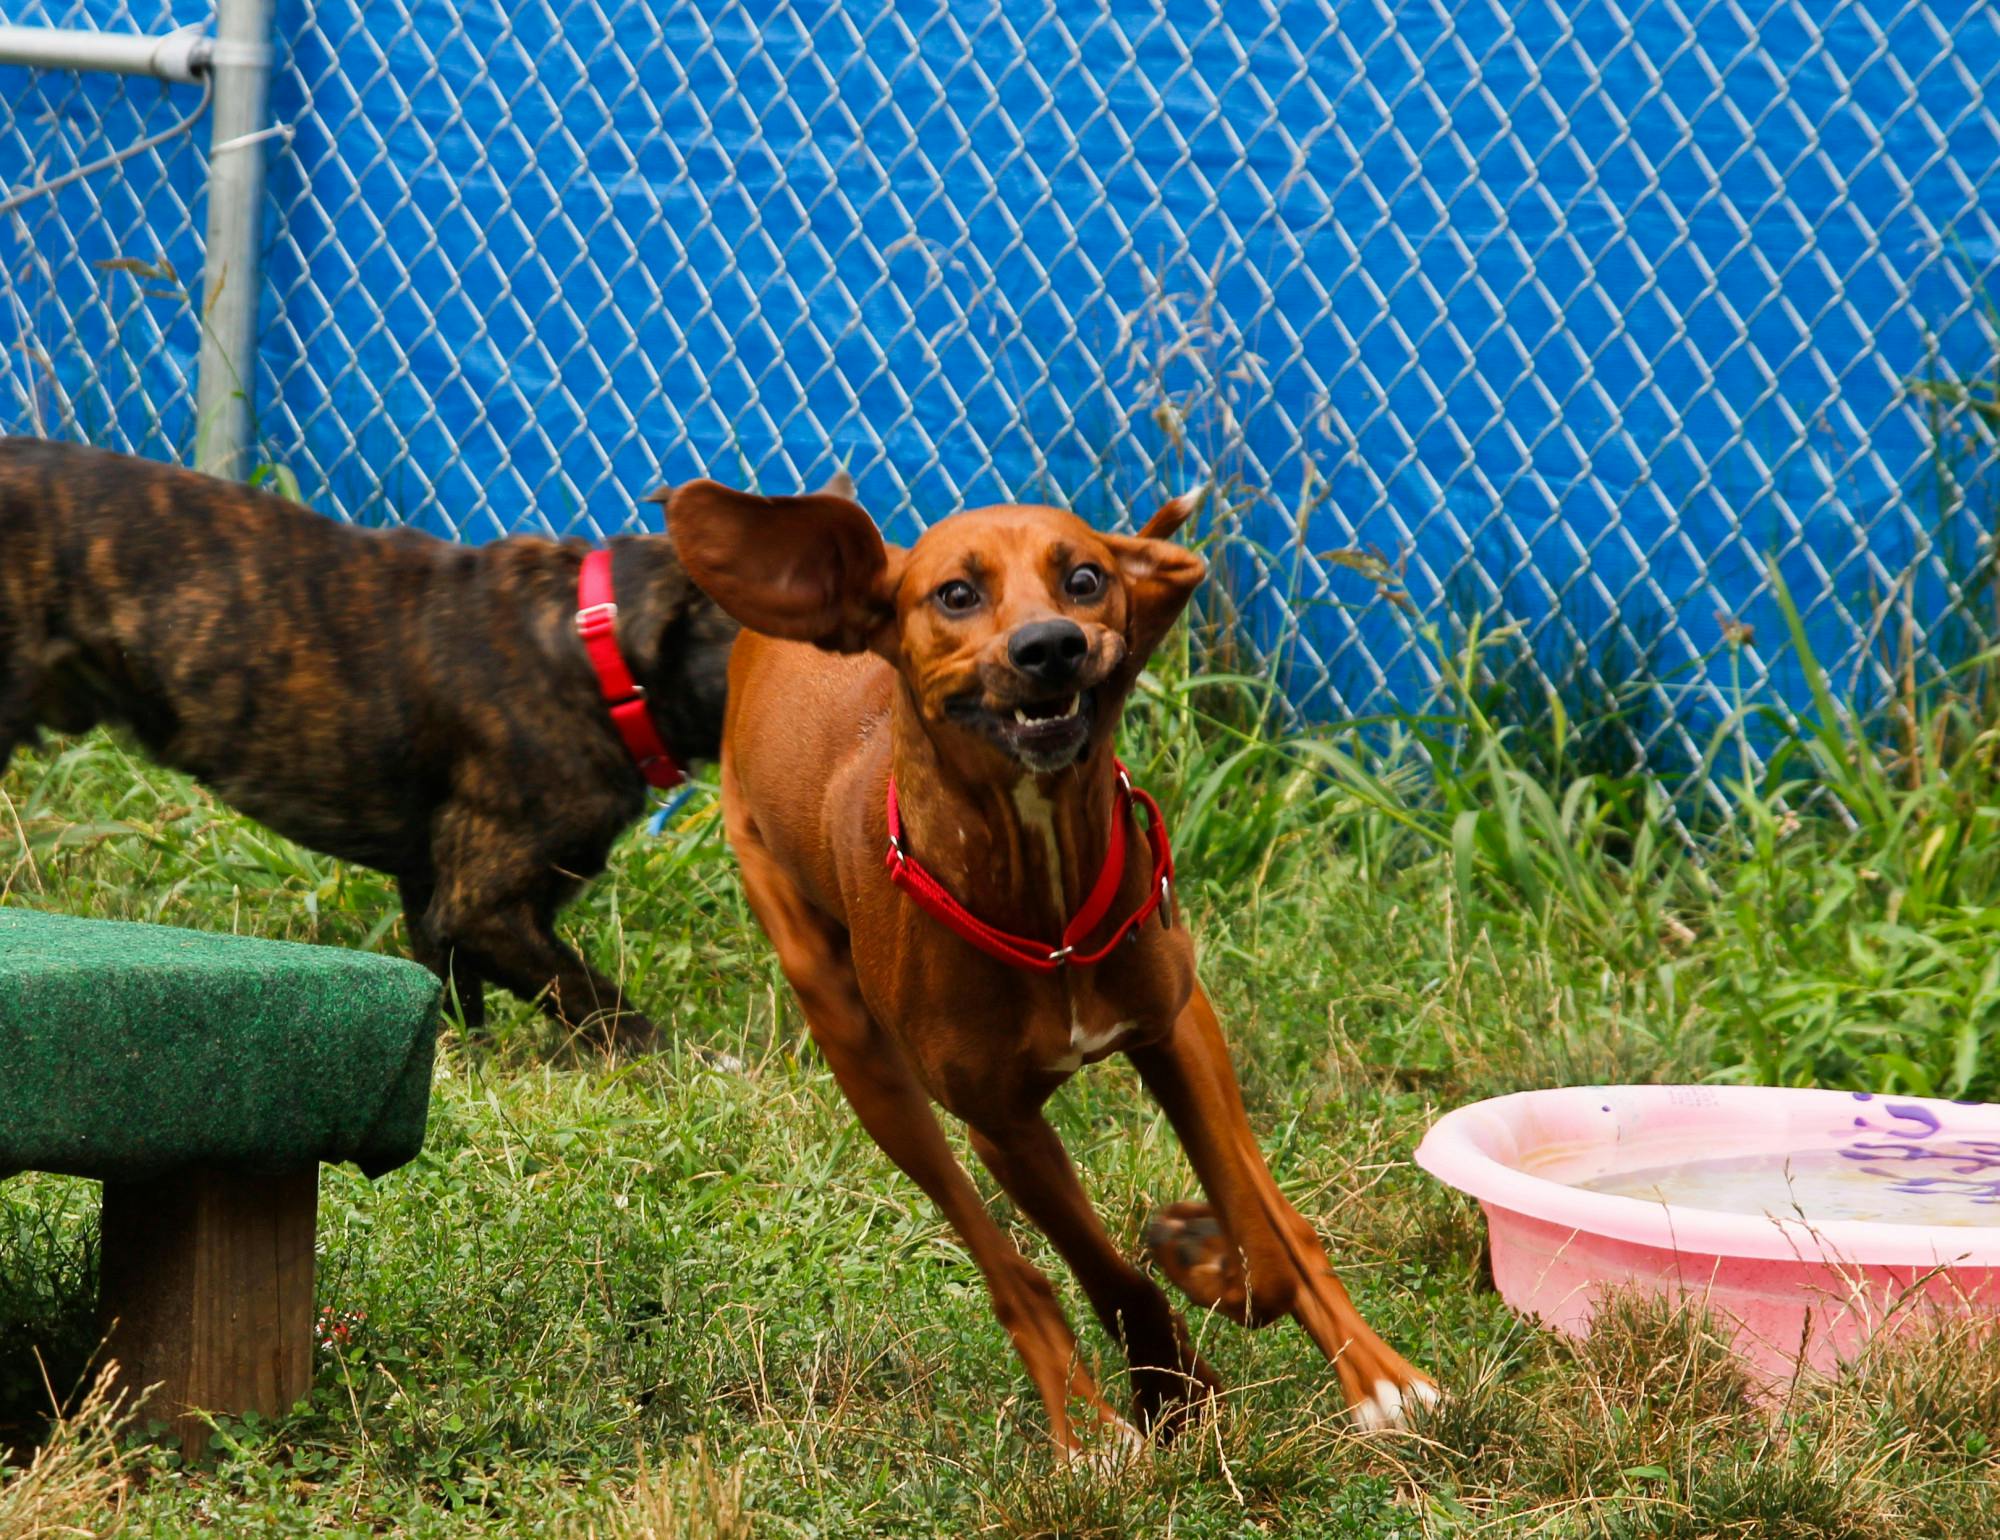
top-left (1064, 564), bottom-right (1106, 601)
top-left (934, 579), bottom-right (981, 615)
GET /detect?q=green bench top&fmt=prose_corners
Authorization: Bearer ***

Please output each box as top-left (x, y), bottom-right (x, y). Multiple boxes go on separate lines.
top-left (0, 909), bottom-right (441, 1182)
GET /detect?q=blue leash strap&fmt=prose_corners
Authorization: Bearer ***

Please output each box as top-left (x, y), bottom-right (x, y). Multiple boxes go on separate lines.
top-left (647, 783), bottom-right (700, 834)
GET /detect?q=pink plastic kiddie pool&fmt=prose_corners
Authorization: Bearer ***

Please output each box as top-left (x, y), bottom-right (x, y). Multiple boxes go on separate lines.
top-left (1415, 1085), bottom-right (2000, 1382)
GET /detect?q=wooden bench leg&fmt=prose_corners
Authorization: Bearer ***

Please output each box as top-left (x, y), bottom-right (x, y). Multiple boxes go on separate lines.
top-left (98, 1168), bottom-right (318, 1458)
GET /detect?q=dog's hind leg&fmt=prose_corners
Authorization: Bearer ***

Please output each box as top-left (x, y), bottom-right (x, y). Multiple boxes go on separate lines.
top-left (966, 1115), bottom-right (1221, 1441)
top-left (1127, 981), bottom-right (1436, 1430)
top-left (731, 815), bottom-right (1131, 1458)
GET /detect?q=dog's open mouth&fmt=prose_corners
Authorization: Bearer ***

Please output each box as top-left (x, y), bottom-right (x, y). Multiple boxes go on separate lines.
top-left (947, 687), bottom-right (1096, 769)
top-left (1009, 693), bottom-right (1084, 727)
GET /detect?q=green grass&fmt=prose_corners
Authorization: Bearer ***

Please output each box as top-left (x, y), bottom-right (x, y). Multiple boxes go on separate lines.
top-left (4, 641), bottom-right (2000, 1535)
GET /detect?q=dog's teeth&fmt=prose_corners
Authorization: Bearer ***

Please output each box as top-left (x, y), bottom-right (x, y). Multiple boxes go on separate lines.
top-left (1012, 697), bottom-right (1079, 727)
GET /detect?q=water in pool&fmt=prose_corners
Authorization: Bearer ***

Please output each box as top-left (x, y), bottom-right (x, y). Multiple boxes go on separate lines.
top-left (1578, 1143), bottom-right (2000, 1226)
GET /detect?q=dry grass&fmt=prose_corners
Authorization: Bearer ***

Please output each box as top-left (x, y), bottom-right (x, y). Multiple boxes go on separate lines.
top-left (0, 1366), bottom-right (142, 1540)
top-left (574, 1442), bottom-right (753, 1540)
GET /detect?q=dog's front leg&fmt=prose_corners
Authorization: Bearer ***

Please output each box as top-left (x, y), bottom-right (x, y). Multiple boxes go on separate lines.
top-left (1126, 982), bottom-right (1437, 1430)
top-left (966, 1115), bottom-right (1220, 1441)
top-left (399, 873), bottom-right (487, 1035)
top-left (815, 1016), bottom-right (1144, 1456)
top-left (0, 647), bottom-right (41, 775)
top-left (444, 897), bottom-right (653, 1053)
top-left (730, 830), bottom-right (1127, 1456)
top-left (428, 821), bottom-right (656, 1053)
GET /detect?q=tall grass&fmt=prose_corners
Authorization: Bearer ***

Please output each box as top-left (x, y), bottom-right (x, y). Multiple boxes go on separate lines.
top-left (1098, 254), bottom-right (2000, 1100)
top-left (1119, 552), bottom-right (2000, 1101)
top-left (1698, 576), bottom-right (2000, 1095)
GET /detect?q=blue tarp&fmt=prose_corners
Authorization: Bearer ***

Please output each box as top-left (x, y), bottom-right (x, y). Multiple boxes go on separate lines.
top-left (4, 2), bottom-right (1997, 739)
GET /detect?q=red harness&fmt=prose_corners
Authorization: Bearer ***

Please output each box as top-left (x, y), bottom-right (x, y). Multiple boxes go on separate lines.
top-left (884, 761), bottom-right (1174, 972)
top-left (575, 548), bottom-right (687, 789)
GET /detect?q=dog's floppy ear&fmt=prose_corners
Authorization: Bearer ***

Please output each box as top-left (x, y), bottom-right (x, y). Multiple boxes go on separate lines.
top-left (1136, 486), bottom-right (1204, 542)
top-left (665, 478), bottom-right (903, 655)
top-left (1104, 489), bottom-right (1209, 662)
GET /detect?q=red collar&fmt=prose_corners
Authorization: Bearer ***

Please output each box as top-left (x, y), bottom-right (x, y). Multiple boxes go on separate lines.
top-left (884, 761), bottom-right (1174, 972)
top-left (575, 548), bottom-right (686, 789)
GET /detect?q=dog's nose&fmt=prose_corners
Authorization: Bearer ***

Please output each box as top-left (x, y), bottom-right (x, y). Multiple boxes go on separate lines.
top-left (1008, 619), bottom-right (1089, 685)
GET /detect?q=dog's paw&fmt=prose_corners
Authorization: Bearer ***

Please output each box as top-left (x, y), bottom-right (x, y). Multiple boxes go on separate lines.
top-left (1129, 1356), bottom-right (1222, 1444)
top-left (1351, 1375), bottom-right (1441, 1432)
top-left (1066, 1416), bottom-right (1147, 1475)
top-left (1144, 1201), bottom-right (1249, 1324)
top-left (691, 1043), bottom-right (745, 1074)
top-left (561, 1011), bottom-right (664, 1065)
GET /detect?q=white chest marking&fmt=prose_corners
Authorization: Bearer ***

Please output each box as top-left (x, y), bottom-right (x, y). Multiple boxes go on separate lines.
top-left (1048, 1013), bottom-right (1136, 1075)
top-left (1010, 779), bottom-right (1066, 914)
top-left (1070, 1011), bottom-right (1136, 1058)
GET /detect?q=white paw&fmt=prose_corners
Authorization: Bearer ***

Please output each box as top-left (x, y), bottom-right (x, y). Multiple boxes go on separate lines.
top-left (1069, 1417), bottom-right (1146, 1473)
top-left (692, 1046), bottom-right (744, 1073)
top-left (1352, 1376), bottom-right (1439, 1431)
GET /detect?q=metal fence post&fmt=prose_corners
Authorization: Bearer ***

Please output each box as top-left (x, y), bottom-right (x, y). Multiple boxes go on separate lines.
top-left (192, 0), bottom-right (273, 481)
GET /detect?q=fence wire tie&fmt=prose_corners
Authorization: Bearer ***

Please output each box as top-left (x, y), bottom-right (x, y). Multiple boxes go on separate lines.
top-left (211, 121), bottom-right (293, 158)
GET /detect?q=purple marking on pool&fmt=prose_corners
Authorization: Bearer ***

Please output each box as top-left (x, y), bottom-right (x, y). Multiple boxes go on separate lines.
top-left (1885, 1103), bottom-right (1943, 1138)
top-left (1842, 1138), bottom-right (2000, 1176)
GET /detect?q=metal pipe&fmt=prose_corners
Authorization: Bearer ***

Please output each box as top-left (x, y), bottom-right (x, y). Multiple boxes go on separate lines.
top-left (0, 23), bottom-right (212, 84)
top-left (192, 0), bottom-right (274, 481)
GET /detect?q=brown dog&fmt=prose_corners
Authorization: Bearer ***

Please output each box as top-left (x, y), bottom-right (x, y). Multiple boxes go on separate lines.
top-left (668, 478), bottom-right (1434, 1454)
top-left (0, 437), bottom-right (737, 1051)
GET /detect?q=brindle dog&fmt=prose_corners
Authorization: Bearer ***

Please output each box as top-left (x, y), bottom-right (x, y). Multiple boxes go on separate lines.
top-left (0, 437), bottom-right (737, 1052)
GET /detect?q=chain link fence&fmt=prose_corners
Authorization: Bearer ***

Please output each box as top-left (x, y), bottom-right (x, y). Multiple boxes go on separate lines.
top-left (5, 2), bottom-right (1999, 787)
top-left (1, 2), bottom-right (210, 466)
